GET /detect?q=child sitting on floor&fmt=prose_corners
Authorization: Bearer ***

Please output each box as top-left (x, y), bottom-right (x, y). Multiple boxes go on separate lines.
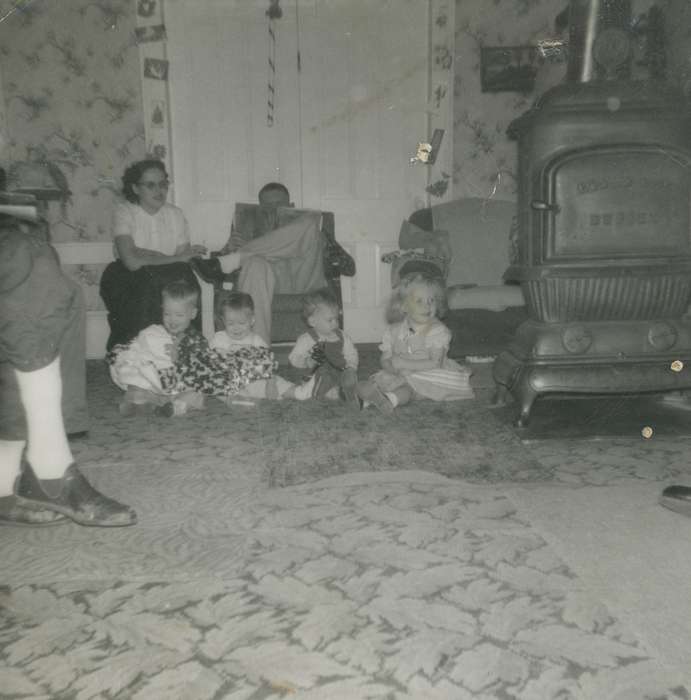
top-left (109, 280), bottom-right (275, 415)
top-left (109, 279), bottom-right (206, 416)
top-left (288, 288), bottom-right (359, 405)
top-left (210, 291), bottom-right (295, 401)
top-left (357, 272), bottom-right (474, 413)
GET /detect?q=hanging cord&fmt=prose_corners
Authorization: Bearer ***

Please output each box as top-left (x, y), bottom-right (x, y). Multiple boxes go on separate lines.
top-left (267, 17), bottom-right (277, 127)
top-left (295, 0), bottom-right (304, 205)
top-left (266, 1), bottom-right (282, 127)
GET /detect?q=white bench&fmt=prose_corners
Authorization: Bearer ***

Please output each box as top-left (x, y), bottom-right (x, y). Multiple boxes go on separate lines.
top-left (52, 242), bottom-right (216, 359)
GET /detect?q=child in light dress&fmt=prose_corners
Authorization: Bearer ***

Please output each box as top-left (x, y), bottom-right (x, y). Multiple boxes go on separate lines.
top-left (109, 280), bottom-right (206, 416)
top-left (288, 288), bottom-right (359, 405)
top-left (357, 272), bottom-right (474, 413)
top-left (210, 291), bottom-right (295, 401)
top-left (109, 281), bottom-right (275, 415)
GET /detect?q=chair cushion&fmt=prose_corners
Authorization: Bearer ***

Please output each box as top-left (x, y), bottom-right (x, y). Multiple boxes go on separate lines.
top-left (401, 198), bottom-right (516, 287)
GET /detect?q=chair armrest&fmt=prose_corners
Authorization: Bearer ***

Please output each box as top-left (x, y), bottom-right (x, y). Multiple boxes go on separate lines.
top-left (322, 212), bottom-right (355, 277)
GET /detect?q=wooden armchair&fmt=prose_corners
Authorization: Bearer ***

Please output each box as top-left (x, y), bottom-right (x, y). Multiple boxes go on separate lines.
top-left (209, 207), bottom-right (355, 343)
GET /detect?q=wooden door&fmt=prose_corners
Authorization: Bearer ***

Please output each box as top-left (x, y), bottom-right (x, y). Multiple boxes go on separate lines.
top-left (167, 0), bottom-right (429, 341)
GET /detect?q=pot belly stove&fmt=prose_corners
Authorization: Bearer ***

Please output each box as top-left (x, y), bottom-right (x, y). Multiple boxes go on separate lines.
top-left (493, 77), bottom-right (691, 426)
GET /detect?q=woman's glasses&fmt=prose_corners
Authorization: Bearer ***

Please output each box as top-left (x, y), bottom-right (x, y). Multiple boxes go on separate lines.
top-left (137, 180), bottom-right (170, 191)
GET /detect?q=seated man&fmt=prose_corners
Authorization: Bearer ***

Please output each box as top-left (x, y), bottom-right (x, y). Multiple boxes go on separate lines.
top-left (209, 183), bottom-right (330, 344)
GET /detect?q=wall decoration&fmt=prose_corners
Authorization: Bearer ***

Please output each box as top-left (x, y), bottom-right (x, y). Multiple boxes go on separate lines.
top-left (137, 0), bottom-right (156, 19)
top-left (135, 24), bottom-right (166, 44)
top-left (143, 57), bottom-right (168, 81)
top-left (480, 46), bottom-right (541, 93)
top-left (151, 101), bottom-right (165, 128)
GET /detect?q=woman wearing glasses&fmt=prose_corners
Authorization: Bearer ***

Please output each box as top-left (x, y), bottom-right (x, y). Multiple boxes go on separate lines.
top-left (100, 159), bottom-right (243, 350)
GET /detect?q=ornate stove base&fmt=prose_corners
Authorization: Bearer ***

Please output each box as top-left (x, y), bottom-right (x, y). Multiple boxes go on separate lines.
top-left (493, 319), bottom-right (691, 427)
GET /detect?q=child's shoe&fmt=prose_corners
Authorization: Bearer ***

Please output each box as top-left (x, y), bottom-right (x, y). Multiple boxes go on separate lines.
top-left (356, 381), bottom-right (395, 414)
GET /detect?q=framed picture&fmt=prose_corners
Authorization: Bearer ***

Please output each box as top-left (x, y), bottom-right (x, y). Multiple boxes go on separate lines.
top-left (480, 46), bottom-right (541, 93)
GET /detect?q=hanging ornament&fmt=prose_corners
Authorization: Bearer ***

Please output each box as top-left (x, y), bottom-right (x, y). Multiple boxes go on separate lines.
top-left (266, 0), bottom-right (282, 20)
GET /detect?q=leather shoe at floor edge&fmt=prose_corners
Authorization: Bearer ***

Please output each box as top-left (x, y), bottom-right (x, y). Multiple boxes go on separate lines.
top-left (659, 485), bottom-right (691, 517)
top-left (0, 495), bottom-right (69, 527)
top-left (14, 459), bottom-right (137, 527)
top-left (189, 256), bottom-right (224, 286)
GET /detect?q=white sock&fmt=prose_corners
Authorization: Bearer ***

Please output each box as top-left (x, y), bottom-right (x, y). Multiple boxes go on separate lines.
top-left (218, 252), bottom-right (244, 274)
top-left (0, 441), bottom-right (25, 496)
top-left (293, 376), bottom-right (315, 400)
top-left (385, 392), bottom-right (399, 408)
top-left (14, 358), bottom-right (73, 479)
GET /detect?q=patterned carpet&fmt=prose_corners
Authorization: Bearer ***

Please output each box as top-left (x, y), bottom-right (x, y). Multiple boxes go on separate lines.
top-left (1, 355), bottom-right (690, 698)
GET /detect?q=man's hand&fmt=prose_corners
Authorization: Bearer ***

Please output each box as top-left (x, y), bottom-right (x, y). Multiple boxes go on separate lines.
top-left (190, 244), bottom-right (208, 256)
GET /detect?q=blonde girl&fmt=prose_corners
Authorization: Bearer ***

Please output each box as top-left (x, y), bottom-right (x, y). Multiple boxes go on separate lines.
top-left (356, 272), bottom-right (474, 412)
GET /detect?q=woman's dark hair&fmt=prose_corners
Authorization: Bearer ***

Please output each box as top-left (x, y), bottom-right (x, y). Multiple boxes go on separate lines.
top-left (122, 159), bottom-right (167, 204)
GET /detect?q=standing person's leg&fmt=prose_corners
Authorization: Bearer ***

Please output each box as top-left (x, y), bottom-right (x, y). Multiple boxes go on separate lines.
top-left (1, 230), bottom-right (136, 527)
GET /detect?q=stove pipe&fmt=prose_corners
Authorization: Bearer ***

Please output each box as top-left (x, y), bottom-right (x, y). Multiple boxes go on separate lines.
top-left (566, 0), bottom-right (632, 82)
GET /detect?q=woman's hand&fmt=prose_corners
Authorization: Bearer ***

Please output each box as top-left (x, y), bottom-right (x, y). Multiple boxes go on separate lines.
top-left (175, 243), bottom-right (207, 261)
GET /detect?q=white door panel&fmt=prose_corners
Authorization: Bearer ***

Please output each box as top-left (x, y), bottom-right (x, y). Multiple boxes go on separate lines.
top-left (167, 0), bottom-right (429, 341)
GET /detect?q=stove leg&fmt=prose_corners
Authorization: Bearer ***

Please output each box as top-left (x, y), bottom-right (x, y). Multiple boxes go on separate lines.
top-left (515, 389), bottom-right (537, 428)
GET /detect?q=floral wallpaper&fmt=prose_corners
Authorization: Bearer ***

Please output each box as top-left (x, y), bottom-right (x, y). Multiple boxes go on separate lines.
top-left (0, 0), bottom-right (146, 310)
top-left (452, 0), bottom-right (662, 202)
top-left (453, 0), bottom-right (568, 202)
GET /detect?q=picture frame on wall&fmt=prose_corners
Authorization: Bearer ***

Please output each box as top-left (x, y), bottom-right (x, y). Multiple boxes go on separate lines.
top-left (480, 46), bottom-right (541, 93)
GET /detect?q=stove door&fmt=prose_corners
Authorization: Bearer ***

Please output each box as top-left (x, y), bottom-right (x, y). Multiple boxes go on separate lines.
top-left (541, 146), bottom-right (691, 262)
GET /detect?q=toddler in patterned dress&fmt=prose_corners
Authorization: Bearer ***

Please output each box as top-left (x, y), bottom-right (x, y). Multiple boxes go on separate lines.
top-left (210, 291), bottom-right (295, 401)
top-left (109, 281), bottom-right (275, 416)
top-left (356, 272), bottom-right (474, 413)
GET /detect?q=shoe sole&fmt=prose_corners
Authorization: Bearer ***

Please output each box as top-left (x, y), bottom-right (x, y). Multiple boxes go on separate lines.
top-left (0, 513), bottom-right (70, 528)
top-left (659, 496), bottom-right (691, 517)
top-left (15, 496), bottom-right (138, 528)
